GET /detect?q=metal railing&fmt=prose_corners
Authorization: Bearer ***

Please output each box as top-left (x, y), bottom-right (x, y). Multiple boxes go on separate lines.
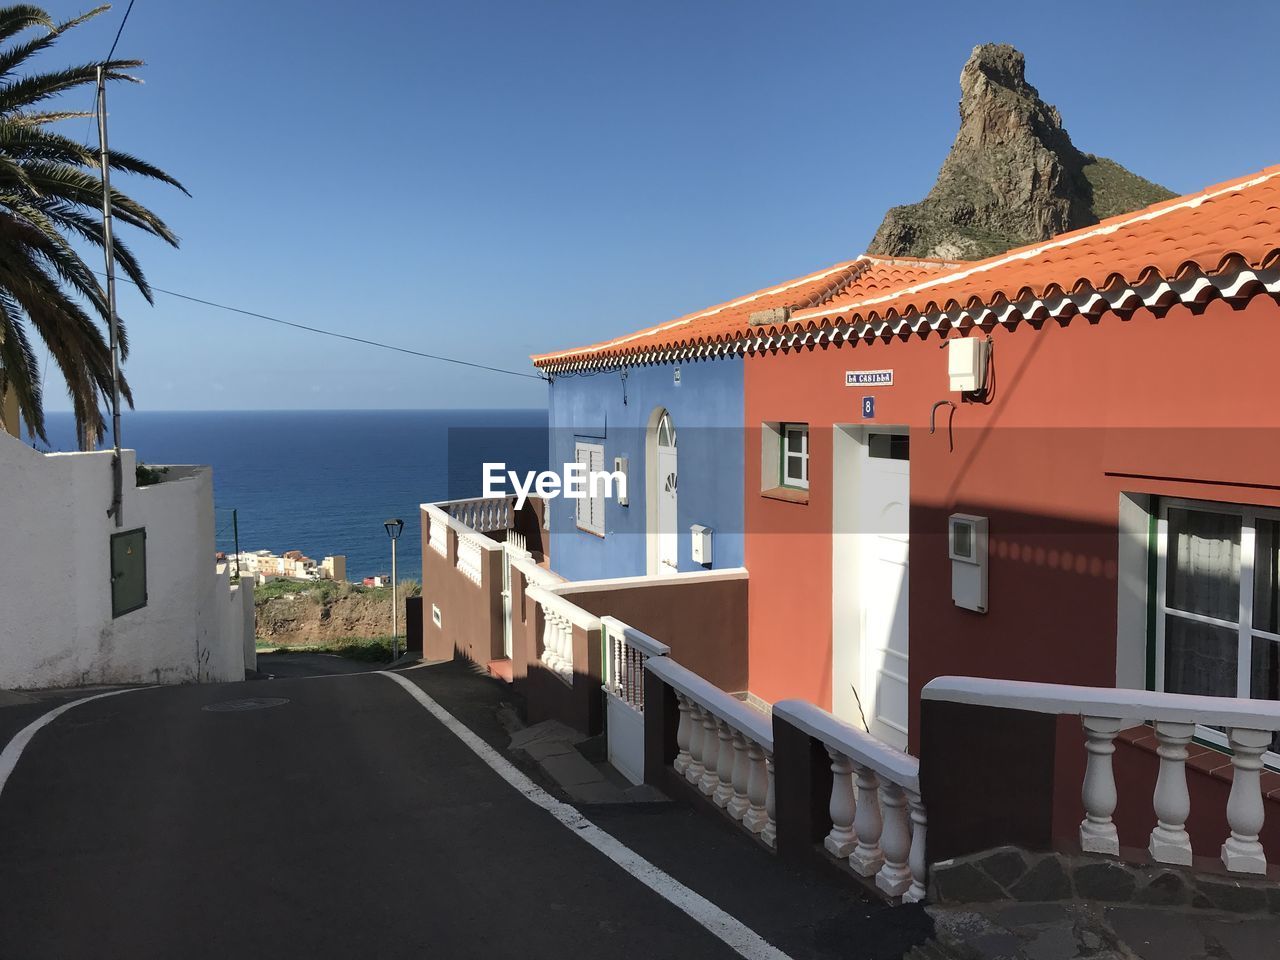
top-left (602, 617), bottom-right (669, 712)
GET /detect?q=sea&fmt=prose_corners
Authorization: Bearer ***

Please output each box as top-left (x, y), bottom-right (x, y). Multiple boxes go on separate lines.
top-left (35, 409), bottom-right (549, 582)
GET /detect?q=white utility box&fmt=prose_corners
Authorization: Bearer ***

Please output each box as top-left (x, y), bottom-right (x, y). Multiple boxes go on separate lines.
top-left (614, 456), bottom-right (629, 506)
top-left (691, 524), bottom-right (713, 566)
top-left (949, 513), bottom-right (988, 613)
top-left (948, 337), bottom-right (990, 393)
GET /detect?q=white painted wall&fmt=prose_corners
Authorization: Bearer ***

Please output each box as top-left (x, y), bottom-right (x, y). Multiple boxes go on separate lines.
top-left (0, 431), bottom-right (249, 688)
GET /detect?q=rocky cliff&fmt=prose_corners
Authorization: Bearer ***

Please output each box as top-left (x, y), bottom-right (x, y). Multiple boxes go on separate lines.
top-left (867, 44), bottom-right (1174, 261)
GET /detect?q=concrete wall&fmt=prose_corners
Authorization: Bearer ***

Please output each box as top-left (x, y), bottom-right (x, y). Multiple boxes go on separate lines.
top-left (547, 356), bottom-right (744, 581)
top-left (554, 569), bottom-right (749, 694)
top-left (0, 432), bottom-right (249, 688)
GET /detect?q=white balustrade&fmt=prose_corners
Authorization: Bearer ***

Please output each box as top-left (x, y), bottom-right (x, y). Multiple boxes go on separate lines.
top-left (922, 675), bottom-right (1280, 877)
top-left (602, 617), bottom-right (670, 712)
top-left (429, 513), bottom-right (448, 557)
top-left (1222, 727), bottom-right (1271, 874)
top-left (773, 700), bottom-right (925, 901)
top-left (456, 533), bottom-right (484, 586)
top-left (526, 585), bottom-right (599, 687)
top-left (1149, 720), bottom-right (1194, 865)
top-left (824, 749), bottom-right (857, 859)
top-left (1080, 715), bottom-right (1122, 856)
top-left (446, 496), bottom-right (515, 533)
top-left (646, 657), bottom-right (776, 847)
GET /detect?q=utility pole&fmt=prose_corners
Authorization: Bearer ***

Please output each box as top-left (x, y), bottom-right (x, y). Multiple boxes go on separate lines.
top-left (96, 65), bottom-right (124, 527)
top-left (390, 536), bottom-right (399, 661)
top-left (232, 509), bottom-right (241, 580)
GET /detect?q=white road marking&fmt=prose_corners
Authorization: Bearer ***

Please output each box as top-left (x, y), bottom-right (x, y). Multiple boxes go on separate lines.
top-left (378, 670), bottom-right (792, 960)
top-left (0, 688), bottom-right (148, 799)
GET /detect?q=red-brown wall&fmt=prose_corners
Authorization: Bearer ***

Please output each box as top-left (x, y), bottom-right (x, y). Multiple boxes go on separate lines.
top-left (419, 511), bottom-right (505, 666)
top-left (747, 296), bottom-right (1280, 858)
top-left (745, 296), bottom-right (1280, 730)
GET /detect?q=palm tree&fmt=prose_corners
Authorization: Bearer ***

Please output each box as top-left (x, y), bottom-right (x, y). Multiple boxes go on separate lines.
top-left (0, 3), bottom-right (186, 446)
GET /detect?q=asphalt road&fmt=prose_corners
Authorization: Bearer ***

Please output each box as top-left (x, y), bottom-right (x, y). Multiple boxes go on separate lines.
top-left (0, 662), bottom-right (752, 960)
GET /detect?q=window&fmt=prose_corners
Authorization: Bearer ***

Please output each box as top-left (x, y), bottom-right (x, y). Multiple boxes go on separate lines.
top-left (781, 424), bottom-right (809, 489)
top-left (574, 440), bottom-right (605, 536)
top-left (1155, 499), bottom-right (1280, 757)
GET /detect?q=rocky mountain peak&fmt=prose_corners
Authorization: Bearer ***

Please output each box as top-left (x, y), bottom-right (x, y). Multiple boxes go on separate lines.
top-left (867, 43), bottom-right (1174, 261)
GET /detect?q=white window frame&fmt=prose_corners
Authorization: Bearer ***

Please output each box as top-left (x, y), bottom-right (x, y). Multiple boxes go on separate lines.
top-left (781, 423), bottom-right (809, 490)
top-left (574, 440), bottom-right (606, 537)
top-left (1154, 496), bottom-right (1280, 765)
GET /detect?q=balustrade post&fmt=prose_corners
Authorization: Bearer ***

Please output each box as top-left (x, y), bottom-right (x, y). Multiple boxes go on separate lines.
top-left (823, 749), bottom-right (857, 859)
top-left (904, 790), bottom-right (928, 903)
top-left (699, 711), bottom-right (722, 796)
top-left (686, 704), bottom-right (706, 785)
top-left (876, 782), bottom-right (912, 897)
top-left (674, 695), bottom-right (692, 776)
top-left (728, 732), bottom-right (751, 820)
top-left (744, 741), bottom-right (769, 834)
top-left (761, 754), bottom-right (777, 849)
top-left (1079, 715), bottom-right (1123, 856)
top-left (1149, 720), bottom-right (1194, 866)
top-left (1221, 727), bottom-right (1271, 874)
top-left (713, 721), bottom-right (736, 808)
top-left (850, 763), bottom-right (885, 877)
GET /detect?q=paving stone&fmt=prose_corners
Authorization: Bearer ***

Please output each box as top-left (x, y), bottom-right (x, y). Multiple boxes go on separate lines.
top-left (523, 739), bottom-right (577, 761)
top-left (1106, 907), bottom-right (1210, 960)
top-left (567, 780), bottom-right (628, 804)
top-left (1073, 862), bottom-right (1137, 903)
top-left (508, 719), bottom-right (585, 750)
top-left (932, 861), bottom-right (1010, 904)
top-left (540, 752), bottom-right (604, 789)
top-left (621, 783), bottom-right (667, 802)
top-left (1194, 877), bottom-right (1269, 914)
top-left (979, 847), bottom-right (1031, 889)
top-left (1135, 869), bottom-right (1191, 908)
top-left (1008, 856), bottom-right (1072, 903)
top-left (969, 931), bottom-right (1027, 959)
top-left (1198, 917), bottom-right (1280, 960)
top-left (1018, 922), bottom-right (1078, 960)
top-left (992, 902), bottom-right (1070, 928)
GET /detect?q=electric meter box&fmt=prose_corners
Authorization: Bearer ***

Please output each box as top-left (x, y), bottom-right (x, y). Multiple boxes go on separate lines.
top-left (691, 524), bottom-right (713, 566)
top-left (948, 513), bottom-right (988, 613)
top-left (614, 456), bottom-right (629, 506)
top-left (948, 338), bottom-right (990, 393)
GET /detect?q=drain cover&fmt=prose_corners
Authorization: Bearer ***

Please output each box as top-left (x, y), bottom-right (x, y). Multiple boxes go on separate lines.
top-left (202, 697), bottom-right (290, 713)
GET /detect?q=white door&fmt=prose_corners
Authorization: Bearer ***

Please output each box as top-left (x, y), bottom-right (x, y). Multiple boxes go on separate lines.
top-left (859, 432), bottom-right (910, 750)
top-left (657, 413), bottom-right (678, 573)
top-left (834, 429), bottom-right (910, 751)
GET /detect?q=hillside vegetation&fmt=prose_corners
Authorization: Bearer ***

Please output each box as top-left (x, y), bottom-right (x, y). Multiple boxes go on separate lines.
top-left (255, 578), bottom-right (421, 646)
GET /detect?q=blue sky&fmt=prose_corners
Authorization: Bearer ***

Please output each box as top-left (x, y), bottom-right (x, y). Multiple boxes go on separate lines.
top-left (37, 0), bottom-right (1280, 412)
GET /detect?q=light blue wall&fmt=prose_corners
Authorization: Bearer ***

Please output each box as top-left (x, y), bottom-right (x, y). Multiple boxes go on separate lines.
top-left (546, 357), bottom-right (744, 582)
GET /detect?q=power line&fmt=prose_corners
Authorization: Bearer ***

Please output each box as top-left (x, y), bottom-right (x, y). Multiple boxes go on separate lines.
top-left (104, 0), bottom-right (137, 63)
top-left (94, 271), bottom-right (546, 381)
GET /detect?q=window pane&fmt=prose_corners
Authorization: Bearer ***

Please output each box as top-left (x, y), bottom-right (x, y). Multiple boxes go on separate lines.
top-left (1250, 638), bottom-right (1280, 753)
top-left (786, 428), bottom-right (806, 453)
top-left (785, 454), bottom-right (805, 482)
top-left (868, 433), bottom-right (910, 460)
top-left (1164, 615), bottom-right (1238, 698)
top-left (1166, 508), bottom-right (1241, 622)
top-left (1255, 519), bottom-right (1280, 634)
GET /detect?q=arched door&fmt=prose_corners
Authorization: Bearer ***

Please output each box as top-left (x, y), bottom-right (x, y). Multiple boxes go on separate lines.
top-left (648, 409), bottom-right (679, 575)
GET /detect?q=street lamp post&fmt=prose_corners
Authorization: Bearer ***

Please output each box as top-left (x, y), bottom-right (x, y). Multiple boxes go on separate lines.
top-left (384, 518), bottom-right (404, 661)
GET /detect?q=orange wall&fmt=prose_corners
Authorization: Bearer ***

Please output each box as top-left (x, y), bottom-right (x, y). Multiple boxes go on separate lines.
top-left (745, 295), bottom-right (1280, 743)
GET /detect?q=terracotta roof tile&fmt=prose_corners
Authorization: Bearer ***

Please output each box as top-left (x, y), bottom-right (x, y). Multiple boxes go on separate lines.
top-left (532, 256), bottom-right (960, 368)
top-left (533, 164), bottom-right (1280, 370)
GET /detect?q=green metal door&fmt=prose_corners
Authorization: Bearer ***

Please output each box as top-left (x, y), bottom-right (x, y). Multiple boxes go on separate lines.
top-left (110, 528), bottom-right (147, 617)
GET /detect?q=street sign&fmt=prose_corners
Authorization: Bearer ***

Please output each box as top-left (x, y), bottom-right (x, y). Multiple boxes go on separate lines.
top-left (846, 369), bottom-right (893, 387)
top-left (862, 396), bottom-right (875, 419)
